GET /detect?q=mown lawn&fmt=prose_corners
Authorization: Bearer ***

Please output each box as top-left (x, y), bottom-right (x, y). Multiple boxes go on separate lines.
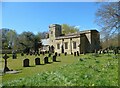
top-left (0, 53), bottom-right (119, 87)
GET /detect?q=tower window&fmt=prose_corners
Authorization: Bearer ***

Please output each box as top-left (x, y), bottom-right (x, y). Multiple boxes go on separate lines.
top-left (73, 42), bottom-right (76, 49)
top-left (65, 42), bottom-right (68, 49)
top-left (51, 31), bottom-right (53, 34)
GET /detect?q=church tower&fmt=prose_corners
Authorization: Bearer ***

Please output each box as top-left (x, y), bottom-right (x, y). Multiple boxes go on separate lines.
top-left (49, 24), bottom-right (62, 46)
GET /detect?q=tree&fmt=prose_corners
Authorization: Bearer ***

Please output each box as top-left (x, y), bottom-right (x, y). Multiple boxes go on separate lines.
top-left (95, 2), bottom-right (120, 49)
top-left (1, 28), bottom-right (18, 50)
top-left (18, 31), bottom-right (35, 52)
top-left (95, 2), bottom-right (119, 35)
top-left (62, 24), bottom-right (79, 34)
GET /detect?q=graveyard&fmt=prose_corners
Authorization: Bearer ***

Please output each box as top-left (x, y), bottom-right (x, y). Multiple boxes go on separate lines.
top-left (0, 52), bottom-right (119, 86)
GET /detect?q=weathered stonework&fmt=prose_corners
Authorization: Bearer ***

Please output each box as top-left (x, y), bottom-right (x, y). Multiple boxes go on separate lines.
top-left (42, 24), bottom-right (100, 54)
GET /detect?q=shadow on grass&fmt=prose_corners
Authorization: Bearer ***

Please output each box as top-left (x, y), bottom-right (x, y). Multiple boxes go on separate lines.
top-left (53, 61), bottom-right (61, 62)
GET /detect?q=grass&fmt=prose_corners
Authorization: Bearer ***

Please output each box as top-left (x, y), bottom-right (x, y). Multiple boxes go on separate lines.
top-left (0, 53), bottom-right (119, 87)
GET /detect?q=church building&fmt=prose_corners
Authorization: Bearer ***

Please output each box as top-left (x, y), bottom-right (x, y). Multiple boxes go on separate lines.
top-left (41, 24), bottom-right (100, 54)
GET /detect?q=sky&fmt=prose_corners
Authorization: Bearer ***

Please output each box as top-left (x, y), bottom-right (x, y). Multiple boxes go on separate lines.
top-left (2, 2), bottom-right (102, 34)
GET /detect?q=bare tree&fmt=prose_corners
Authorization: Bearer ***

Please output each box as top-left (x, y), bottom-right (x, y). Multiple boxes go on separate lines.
top-left (95, 2), bottom-right (119, 35)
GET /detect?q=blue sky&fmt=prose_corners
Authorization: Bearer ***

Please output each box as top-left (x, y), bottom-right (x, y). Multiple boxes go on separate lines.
top-left (2, 2), bottom-right (101, 34)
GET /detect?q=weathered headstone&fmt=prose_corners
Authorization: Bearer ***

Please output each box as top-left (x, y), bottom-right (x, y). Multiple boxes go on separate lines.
top-left (71, 52), bottom-right (73, 55)
top-left (23, 59), bottom-right (29, 67)
top-left (30, 52), bottom-right (32, 56)
top-left (74, 52), bottom-right (76, 56)
top-left (44, 57), bottom-right (48, 64)
top-left (58, 53), bottom-right (60, 56)
top-left (53, 55), bottom-right (56, 62)
top-left (12, 53), bottom-right (17, 59)
top-left (48, 53), bottom-right (51, 57)
top-left (21, 53), bottom-right (24, 56)
top-left (55, 52), bottom-right (57, 56)
top-left (42, 52), bottom-right (45, 55)
top-left (35, 58), bottom-right (40, 65)
top-left (38, 53), bottom-right (40, 56)
top-left (3, 54), bottom-right (10, 73)
top-left (77, 51), bottom-right (79, 56)
top-left (65, 52), bottom-right (67, 56)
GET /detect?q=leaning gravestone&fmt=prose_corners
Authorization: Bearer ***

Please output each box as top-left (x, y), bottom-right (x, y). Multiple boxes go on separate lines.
top-left (74, 52), bottom-right (76, 56)
top-left (23, 59), bottom-right (29, 67)
top-left (53, 55), bottom-right (56, 62)
top-left (44, 57), bottom-right (48, 64)
top-left (35, 58), bottom-right (40, 65)
top-left (77, 51), bottom-right (79, 56)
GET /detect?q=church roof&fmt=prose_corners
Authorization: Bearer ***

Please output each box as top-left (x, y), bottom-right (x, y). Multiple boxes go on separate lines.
top-left (55, 30), bottom-right (99, 40)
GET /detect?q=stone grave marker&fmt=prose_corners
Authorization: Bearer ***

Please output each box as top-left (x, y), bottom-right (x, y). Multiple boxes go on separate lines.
top-left (44, 57), bottom-right (48, 64)
top-left (35, 58), bottom-right (40, 65)
top-left (30, 52), bottom-right (32, 56)
top-left (74, 52), bottom-right (76, 56)
top-left (21, 52), bottom-right (24, 56)
top-left (65, 52), bottom-right (67, 56)
top-left (12, 52), bottom-right (17, 59)
top-left (23, 59), bottom-right (29, 67)
top-left (55, 52), bottom-right (57, 56)
top-left (58, 53), bottom-right (60, 56)
top-left (3, 54), bottom-right (10, 73)
top-left (77, 51), bottom-right (79, 56)
top-left (71, 52), bottom-right (73, 55)
top-left (53, 55), bottom-right (56, 62)
top-left (42, 52), bottom-right (45, 55)
top-left (48, 53), bottom-right (51, 57)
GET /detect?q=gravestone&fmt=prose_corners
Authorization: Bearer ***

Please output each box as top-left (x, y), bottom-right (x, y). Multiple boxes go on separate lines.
top-left (55, 52), bottom-right (57, 56)
top-left (65, 52), bottom-right (67, 56)
top-left (35, 58), bottom-right (40, 65)
top-left (53, 55), bottom-right (56, 62)
top-left (58, 53), bottom-right (60, 56)
top-left (48, 53), bottom-right (51, 57)
top-left (21, 53), bottom-right (24, 56)
top-left (3, 54), bottom-right (10, 73)
top-left (77, 51), bottom-right (79, 56)
top-left (42, 52), bottom-right (45, 55)
top-left (23, 59), bottom-right (29, 67)
top-left (38, 53), bottom-right (40, 56)
top-left (74, 52), bottom-right (76, 56)
top-left (71, 52), bottom-right (73, 55)
top-left (12, 53), bottom-right (17, 59)
top-left (44, 57), bottom-right (48, 64)
top-left (30, 52), bottom-right (32, 56)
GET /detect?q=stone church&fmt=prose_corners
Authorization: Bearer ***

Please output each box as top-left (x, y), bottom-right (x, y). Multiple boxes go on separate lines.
top-left (41, 24), bottom-right (100, 54)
